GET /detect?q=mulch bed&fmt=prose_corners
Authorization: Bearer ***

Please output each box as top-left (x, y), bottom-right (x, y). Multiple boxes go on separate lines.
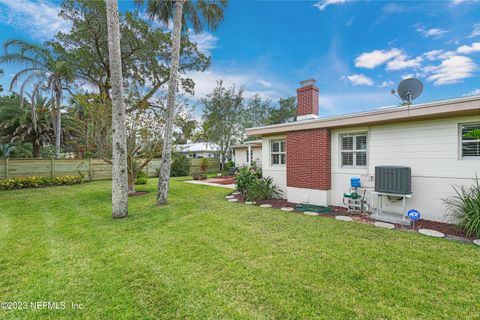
top-left (204, 176), bottom-right (235, 185)
top-left (227, 192), bottom-right (474, 241)
top-left (128, 191), bottom-right (149, 197)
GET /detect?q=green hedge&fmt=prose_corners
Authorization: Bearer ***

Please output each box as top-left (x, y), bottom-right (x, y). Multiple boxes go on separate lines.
top-left (0, 175), bottom-right (82, 191)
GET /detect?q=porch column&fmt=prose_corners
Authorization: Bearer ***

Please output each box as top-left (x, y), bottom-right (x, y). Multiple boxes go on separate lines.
top-left (247, 144), bottom-right (252, 166)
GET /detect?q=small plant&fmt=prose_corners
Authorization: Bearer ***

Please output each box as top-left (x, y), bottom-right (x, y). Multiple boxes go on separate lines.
top-left (134, 171), bottom-right (148, 185)
top-left (444, 175), bottom-right (480, 238)
top-left (244, 177), bottom-right (283, 202)
top-left (234, 166), bottom-right (262, 194)
top-left (170, 153), bottom-right (191, 177)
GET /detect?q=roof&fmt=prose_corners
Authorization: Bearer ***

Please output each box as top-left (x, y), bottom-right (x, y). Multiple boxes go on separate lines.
top-left (176, 143), bottom-right (219, 153)
top-left (231, 140), bottom-right (262, 149)
top-left (246, 95), bottom-right (480, 136)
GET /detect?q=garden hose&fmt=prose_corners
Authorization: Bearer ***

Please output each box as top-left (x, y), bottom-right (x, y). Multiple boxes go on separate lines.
top-left (295, 203), bottom-right (333, 214)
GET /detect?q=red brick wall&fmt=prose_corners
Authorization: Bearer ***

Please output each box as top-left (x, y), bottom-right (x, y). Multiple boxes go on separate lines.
top-left (296, 85), bottom-right (319, 117)
top-left (286, 128), bottom-right (331, 190)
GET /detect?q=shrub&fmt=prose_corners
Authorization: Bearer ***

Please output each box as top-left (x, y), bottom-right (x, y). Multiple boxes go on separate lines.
top-left (0, 175), bottom-right (82, 191)
top-left (234, 166), bottom-right (262, 194)
top-left (244, 176), bottom-right (283, 202)
top-left (171, 154), bottom-right (191, 177)
top-left (225, 160), bottom-right (235, 171)
top-left (445, 176), bottom-right (480, 238)
top-left (54, 176), bottom-right (83, 185)
top-left (134, 171), bottom-right (148, 185)
top-left (200, 158), bottom-right (209, 174)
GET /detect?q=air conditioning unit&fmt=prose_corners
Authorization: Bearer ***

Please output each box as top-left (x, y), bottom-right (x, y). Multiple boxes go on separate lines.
top-left (375, 166), bottom-right (411, 195)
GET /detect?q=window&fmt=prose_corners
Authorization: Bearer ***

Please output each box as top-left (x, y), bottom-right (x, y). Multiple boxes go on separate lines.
top-left (246, 149), bottom-right (254, 163)
top-left (271, 140), bottom-right (286, 165)
top-left (341, 133), bottom-right (367, 166)
top-left (461, 123), bottom-right (480, 157)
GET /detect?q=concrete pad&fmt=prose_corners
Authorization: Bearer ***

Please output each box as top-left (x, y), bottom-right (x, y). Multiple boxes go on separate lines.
top-left (418, 229), bottom-right (445, 238)
top-left (281, 207), bottom-right (294, 212)
top-left (374, 222), bottom-right (395, 229)
top-left (335, 215), bottom-right (353, 222)
top-left (303, 211), bottom-right (318, 216)
top-left (228, 199), bottom-right (238, 202)
top-left (473, 239), bottom-right (480, 246)
top-left (225, 195), bottom-right (235, 199)
top-left (245, 201), bottom-right (256, 205)
top-left (260, 204), bottom-right (272, 208)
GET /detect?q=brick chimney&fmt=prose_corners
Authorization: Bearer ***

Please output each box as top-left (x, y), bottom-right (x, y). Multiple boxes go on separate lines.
top-left (296, 79), bottom-right (319, 121)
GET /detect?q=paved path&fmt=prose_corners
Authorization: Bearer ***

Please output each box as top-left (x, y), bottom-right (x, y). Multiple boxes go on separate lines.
top-left (185, 180), bottom-right (235, 189)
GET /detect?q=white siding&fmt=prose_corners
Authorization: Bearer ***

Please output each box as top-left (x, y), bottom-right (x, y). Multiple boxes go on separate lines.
top-left (331, 115), bottom-right (480, 222)
top-left (262, 135), bottom-right (287, 197)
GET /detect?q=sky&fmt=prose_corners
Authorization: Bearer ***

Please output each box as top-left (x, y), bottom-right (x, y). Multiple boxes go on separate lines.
top-left (0, 0), bottom-right (479, 118)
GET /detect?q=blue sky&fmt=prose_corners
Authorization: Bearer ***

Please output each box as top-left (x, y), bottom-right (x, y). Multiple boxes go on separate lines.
top-left (0, 0), bottom-right (479, 117)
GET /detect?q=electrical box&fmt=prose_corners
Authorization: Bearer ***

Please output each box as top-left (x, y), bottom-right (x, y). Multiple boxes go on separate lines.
top-left (375, 166), bottom-right (411, 195)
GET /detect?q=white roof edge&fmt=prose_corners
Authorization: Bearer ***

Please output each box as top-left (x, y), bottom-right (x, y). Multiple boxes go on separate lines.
top-left (246, 94), bottom-right (480, 135)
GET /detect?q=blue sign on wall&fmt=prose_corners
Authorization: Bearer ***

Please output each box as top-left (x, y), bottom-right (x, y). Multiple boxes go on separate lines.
top-left (407, 209), bottom-right (421, 221)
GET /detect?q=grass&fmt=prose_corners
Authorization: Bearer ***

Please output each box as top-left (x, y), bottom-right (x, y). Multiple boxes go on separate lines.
top-left (1, 178), bottom-right (480, 319)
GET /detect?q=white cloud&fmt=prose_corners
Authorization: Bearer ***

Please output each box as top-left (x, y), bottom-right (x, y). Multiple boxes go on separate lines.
top-left (355, 48), bottom-right (402, 69)
top-left (469, 23), bottom-right (480, 38)
top-left (188, 30), bottom-right (218, 55)
top-left (422, 50), bottom-right (445, 61)
top-left (415, 24), bottom-right (449, 38)
top-left (185, 70), bottom-right (290, 101)
top-left (379, 80), bottom-right (394, 88)
top-left (386, 55), bottom-right (422, 71)
top-left (425, 55), bottom-right (477, 85)
top-left (314, 0), bottom-right (350, 11)
top-left (0, 0), bottom-right (70, 39)
top-left (451, 0), bottom-right (480, 5)
top-left (343, 74), bottom-right (374, 86)
top-left (463, 89), bottom-right (480, 96)
top-left (457, 42), bottom-right (480, 54)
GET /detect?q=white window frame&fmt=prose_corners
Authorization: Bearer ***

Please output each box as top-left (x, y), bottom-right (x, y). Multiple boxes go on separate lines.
top-left (246, 148), bottom-right (253, 163)
top-left (340, 132), bottom-right (367, 167)
top-left (270, 140), bottom-right (286, 165)
top-left (459, 122), bottom-right (480, 159)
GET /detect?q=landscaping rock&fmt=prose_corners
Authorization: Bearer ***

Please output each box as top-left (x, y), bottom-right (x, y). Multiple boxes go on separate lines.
top-left (374, 222), bottom-right (395, 229)
top-left (260, 204), bottom-right (272, 208)
top-left (303, 211), bottom-right (318, 216)
top-left (232, 192), bottom-right (241, 195)
top-left (225, 195), bottom-right (235, 199)
top-left (335, 215), bottom-right (353, 222)
top-left (418, 229), bottom-right (445, 238)
top-left (245, 201), bottom-right (256, 205)
top-left (473, 239), bottom-right (480, 246)
top-left (228, 199), bottom-right (238, 202)
top-left (281, 207), bottom-right (294, 212)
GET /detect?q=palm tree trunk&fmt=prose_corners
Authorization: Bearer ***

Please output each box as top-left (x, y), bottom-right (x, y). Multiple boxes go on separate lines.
top-left (54, 86), bottom-right (62, 159)
top-left (157, 0), bottom-right (185, 206)
top-left (106, 0), bottom-right (128, 218)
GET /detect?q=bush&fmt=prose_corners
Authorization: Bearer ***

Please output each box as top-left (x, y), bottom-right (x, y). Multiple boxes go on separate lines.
top-left (234, 166), bottom-right (262, 194)
top-left (134, 171), bottom-right (148, 185)
top-left (244, 176), bottom-right (283, 202)
top-left (171, 154), bottom-right (191, 177)
top-left (445, 176), bottom-right (480, 238)
top-left (225, 160), bottom-right (235, 171)
top-left (0, 175), bottom-right (82, 191)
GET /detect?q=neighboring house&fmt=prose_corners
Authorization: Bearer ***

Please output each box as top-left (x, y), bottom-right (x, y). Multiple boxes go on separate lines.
top-left (176, 143), bottom-right (220, 158)
top-left (232, 140), bottom-right (262, 167)
top-left (246, 79), bottom-right (480, 223)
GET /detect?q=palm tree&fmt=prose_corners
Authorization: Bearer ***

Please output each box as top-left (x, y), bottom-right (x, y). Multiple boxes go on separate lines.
top-left (0, 40), bottom-right (74, 158)
top-left (0, 93), bottom-right (54, 158)
top-left (140, 0), bottom-right (228, 205)
top-left (106, 0), bottom-right (129, 219)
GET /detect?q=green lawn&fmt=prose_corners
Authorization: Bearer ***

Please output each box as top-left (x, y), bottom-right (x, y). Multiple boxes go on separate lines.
top-left (1, 178), bottom-right (479, 319)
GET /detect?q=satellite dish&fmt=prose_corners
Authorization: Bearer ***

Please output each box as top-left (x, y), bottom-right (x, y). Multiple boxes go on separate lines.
top-left (396, 78), bottom-right (423, 105)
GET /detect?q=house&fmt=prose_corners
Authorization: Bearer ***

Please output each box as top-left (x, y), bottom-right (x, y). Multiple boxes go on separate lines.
top-left (231, 140), bottom-right (262, 167)
top-left (245, 79), bottom-right (480, 223)
top-left (176, 142), bottom-right (220, 159)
